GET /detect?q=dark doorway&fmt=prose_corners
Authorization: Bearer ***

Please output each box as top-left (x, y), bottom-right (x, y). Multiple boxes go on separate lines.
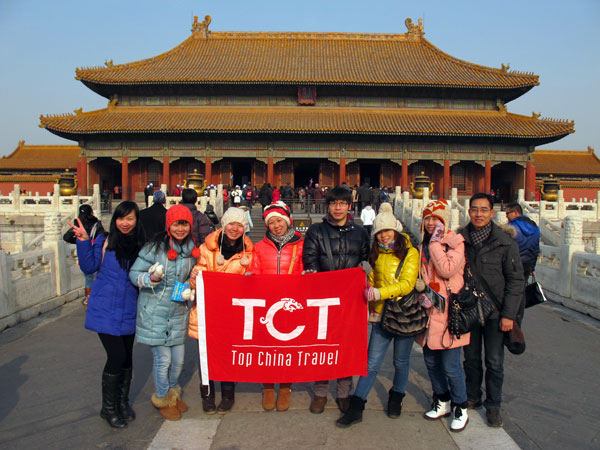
top-left (232, 160), bottom-right (252, 187)
top-left (294, 162), bottom-right (320, 188)
top-left (360, 163), bottom-right (380, 188)
top-left (491, 163), bottom-right (518, 204)
top-left (98, 158), bottom-right (122, 196)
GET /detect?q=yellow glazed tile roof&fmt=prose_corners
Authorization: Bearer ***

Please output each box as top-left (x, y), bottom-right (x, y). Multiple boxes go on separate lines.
top-left (533, 148), bottom-right (600, 175)
top-left (40, 106), bottom-right (573, 139)
top-left (75, 19), bottom-right (538, 89)
top-left (0, 141), bottom-right (80, 170)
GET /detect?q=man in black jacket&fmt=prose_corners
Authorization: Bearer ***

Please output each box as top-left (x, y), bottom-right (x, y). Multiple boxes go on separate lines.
top-left (303, 186), bottom-right (370, 414)
top-left (139, 190), bottom-right (167, 242)
top-left (180, 188), bottom-right (212, 245)
top-left (458, 193), bottom-right (524, 428)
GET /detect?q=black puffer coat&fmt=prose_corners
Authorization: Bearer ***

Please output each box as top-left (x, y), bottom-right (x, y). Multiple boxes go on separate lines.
top-left (459, 222), bottom-right (524, 320)
top-left (302, 215), bottom-right (370, 272)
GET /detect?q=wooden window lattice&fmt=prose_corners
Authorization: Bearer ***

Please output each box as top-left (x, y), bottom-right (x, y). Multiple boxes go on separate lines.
top-left (298, 86), bottom-right (317, 105)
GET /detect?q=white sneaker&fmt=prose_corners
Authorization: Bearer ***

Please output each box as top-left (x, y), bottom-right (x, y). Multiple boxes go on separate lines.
top-left (450, 406), bottom-right (469, 432)
top-left (424, 397), bottom-right (451, 420)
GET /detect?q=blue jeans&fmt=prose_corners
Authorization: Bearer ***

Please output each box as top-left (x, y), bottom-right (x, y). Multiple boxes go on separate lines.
top-left (423, 346), bottom-right (467, 404)
top-left (84, 273), bottom-right (96, 289)
top-left (151, 344), bottom-right (185, 398)
top-left (353, 323), bottom-right (414, 400)
top-left (463, 318), bottom-right (505, 409)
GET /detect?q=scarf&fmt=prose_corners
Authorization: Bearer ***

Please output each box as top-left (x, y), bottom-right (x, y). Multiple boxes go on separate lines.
top-left (268, 228), bottom-right (295, 249)
top-left (470, 222), bottom-right (492, 247)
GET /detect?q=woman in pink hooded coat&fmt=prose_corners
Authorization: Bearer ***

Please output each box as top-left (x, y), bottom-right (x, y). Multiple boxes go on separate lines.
top-left (416, 200), bottom-right (470, 432)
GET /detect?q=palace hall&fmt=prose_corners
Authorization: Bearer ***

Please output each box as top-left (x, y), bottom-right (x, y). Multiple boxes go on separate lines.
top-left (39, 16), bottom-right (573, 202)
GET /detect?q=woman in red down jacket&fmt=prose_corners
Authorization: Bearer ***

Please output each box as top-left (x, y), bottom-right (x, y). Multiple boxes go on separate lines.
top-left (249, 201), bottom-right (304, 412)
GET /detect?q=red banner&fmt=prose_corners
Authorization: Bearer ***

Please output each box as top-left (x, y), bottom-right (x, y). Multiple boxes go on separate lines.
top-left (195, 268), bottom-right (368, 384)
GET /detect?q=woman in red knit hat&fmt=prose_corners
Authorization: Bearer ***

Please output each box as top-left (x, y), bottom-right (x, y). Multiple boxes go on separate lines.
top-left (130, 205), bottom-right (200, 421)
top-left (249, 201), bottom-right (304, 412)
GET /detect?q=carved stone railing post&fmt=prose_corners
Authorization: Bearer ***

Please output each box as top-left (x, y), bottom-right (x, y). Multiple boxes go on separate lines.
top-left (0, 250), bottom-right (13, 317)
top-left (13, 185), bottom-right (21, 213)
top-left (595, 237), bottom-right (600, 255)
top-left (42, 211), bottom-right (67, 296)
top-left (93, 184), bottom-right (101, 213)
top-left (558, 216), bottom-right (585, 298)
top-left (15, 231), bottom-right (24, 253)
top-left (517, 188), bottom-right (525, 203)
top-left (597, 191), bottom-right (600, 220)
top-left (557, 190), bottom-right (566, 219)
top-left (215, 184), bottom-right (223, 217)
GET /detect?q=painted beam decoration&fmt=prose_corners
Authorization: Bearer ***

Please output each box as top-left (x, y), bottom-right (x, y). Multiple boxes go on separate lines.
top-left (195, 268), bottom-right (368, 384)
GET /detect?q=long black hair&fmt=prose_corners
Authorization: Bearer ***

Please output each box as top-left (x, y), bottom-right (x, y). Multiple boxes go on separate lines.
top-left (368, 230), bottom-right (408, 269)
top-left (106, 201), bottom-right (144, 271)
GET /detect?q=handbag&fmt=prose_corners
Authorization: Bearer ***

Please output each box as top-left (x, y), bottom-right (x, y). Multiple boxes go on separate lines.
top-left (448, 264), bottom-right (496, 338)
top-left (503, 322), bottom-right (526, 355)
top-left (525, 273), bottom-right (547, 309)
top-left (380, 260), bottom-right (428, 337)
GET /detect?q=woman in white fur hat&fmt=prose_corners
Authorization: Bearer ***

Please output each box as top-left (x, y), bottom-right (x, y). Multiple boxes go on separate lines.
top-left (189, 207), bottom-right (253, 415)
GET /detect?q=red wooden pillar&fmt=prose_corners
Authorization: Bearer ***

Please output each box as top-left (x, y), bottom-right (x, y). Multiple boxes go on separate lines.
top-left (162, 156), bottom-right (170, 190)
top-left (526, 161), bottom-right (536, 201)
top-left (121, 156), bottom-right (129, 200)
top-left (443, 159), bottom-right (450, 199)
top-left (267, 157), bottom-right (274, 185)
top-left (484, 160), bottom-right (491, 194)
top-left (401, 158), bottom-right (408, 191)
top-left (77, 156), bottom-right (87, 195)
top-left (339, 157), bottom-right (346, 186)
top-left (205, 156), bottom-right (212, 186)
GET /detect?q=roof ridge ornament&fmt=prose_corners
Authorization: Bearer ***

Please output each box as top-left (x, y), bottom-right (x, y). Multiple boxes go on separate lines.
top-left (105, 59), bottom-right (113, 68)
top-left (500, 63), bottom-right (510, 72)
top-left (531, 112), bottom-right (540, 120)
top-left (192, 15), bottom-right (211, 38)
top-left (405, 18), bottom-right (424, 39)
top-left (496, 100), bottom-right (507, 114)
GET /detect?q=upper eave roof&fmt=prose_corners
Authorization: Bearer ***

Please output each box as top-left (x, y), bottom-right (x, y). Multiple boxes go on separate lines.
top-left (533, 148), bottom-right (600, 175)
top-left (75, 18), bottom-right (539, 90)
top-left (40, 106), bottom-right (573, 141)
top-left (0, 141), bottom-right (80, 170)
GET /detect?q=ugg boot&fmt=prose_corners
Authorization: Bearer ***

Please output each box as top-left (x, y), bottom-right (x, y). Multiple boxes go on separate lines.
top-left (200, 381), bottom-right (216, 414)
top-left (172, 385), bottom-right (188, 413)
top-left (116, 367), bottom-right (136, 421)
top-left (335, 396), bottom-right (365, 428)
top-left (276, 384), bottom-right (292, 412)
top-left (262, 384), bottom-right (275, 411)
top-left (83, 288), bottom-right (91, 309)
top-left (424, 391), bottom-right (451, 420)
top-left (387, 389), bottom-right (405, 418)
top-left (100, 372), bottom-right (127, 428)
top-left (450, 402), bottom-right (469, 432)
top-left (217, 383), bottom-right (235, 414)
top-left (151, 389), bottom-right (181, 421)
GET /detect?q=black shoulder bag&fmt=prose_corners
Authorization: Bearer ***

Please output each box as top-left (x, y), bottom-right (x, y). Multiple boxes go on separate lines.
top-left (380, 258), bottom-right (428, 337)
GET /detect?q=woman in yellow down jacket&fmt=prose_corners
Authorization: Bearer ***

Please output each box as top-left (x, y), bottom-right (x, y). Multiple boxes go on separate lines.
top-left (336, 204), bottom-right (419, 428)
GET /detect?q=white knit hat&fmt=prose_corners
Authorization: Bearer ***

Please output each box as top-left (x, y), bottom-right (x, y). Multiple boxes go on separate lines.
top-left (372, 211), bottom-right (403, 236)
top-left (221, 207), bottom-right (249, 230)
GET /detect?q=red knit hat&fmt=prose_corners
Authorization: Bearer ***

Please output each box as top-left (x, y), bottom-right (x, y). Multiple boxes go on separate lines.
top-left (263, 201), bottom-right (292, 227)
top-left (422, 199), bottom-right (451, 235)
top-left (165, 205), bottom-right (200, 260)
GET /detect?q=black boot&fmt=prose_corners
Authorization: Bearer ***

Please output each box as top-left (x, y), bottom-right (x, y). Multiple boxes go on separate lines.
top-left (335, 396), bottom-right (365, 428)
top-left (117, 368), bottom-right (136, 421)
top-left (100, 372), bottom-right (127, 428)
top-left (200, 380), bottom-right (216, 414)
top-left (217, 383), bottom-right (235, 414)
top-left (387, 389), bottom-right (405, 418)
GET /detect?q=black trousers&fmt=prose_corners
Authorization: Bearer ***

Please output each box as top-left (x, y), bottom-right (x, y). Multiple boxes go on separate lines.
top-left (98, 333), bottom-right (134, 374)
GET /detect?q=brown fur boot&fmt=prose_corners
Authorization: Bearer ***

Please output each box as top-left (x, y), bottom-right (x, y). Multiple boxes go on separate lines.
top-left (276, 384), bottom-right (292, 412)
top-left (151, 390), bottom-right (180, 421)
top-left (171, 385), bottom-right (188, 413)
top-left (262, 386), bottom-right (275, 411)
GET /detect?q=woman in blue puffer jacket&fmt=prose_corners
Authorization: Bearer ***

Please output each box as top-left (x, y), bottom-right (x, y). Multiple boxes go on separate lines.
top-left (129, 205), bottom-right (199, 421)
top-left (72, 201), bottom-right (144, 429)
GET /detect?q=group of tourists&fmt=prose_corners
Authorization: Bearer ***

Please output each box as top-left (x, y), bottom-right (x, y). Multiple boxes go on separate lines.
top-left (69, 185), bottom-right (529, 434)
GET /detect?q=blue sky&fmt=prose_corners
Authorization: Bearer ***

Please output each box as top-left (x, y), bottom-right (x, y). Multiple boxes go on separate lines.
top-left (0, 0), bottom-right (598, 156)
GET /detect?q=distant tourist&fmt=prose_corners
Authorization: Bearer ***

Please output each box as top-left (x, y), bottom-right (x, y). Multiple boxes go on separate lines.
top-left (139, 190), bottom-right (167, 242)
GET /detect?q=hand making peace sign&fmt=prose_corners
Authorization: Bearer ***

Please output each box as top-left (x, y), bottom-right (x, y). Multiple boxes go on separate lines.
top-left (68, 218), bottom-right (90, 241)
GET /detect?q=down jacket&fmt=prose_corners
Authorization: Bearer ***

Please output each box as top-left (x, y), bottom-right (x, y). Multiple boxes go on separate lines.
top-left (250, 232), bottom-right (304, 275)
top-left (77, 234), bottom-right (138, 336)
top-left (416, 231), bottom-right (470, 350)
top-left (367, 234), bottom-right (419, 321)
top-left (188, 229), bottom-right (254, 339)
top-left (509, 215), bottom-right (540, 272)
top-left (458, 222), bottom-right (524, 320)
top-left (302, 215), bottom-right (370, 272)
top-left (129, 239), bottom-right (196, 346)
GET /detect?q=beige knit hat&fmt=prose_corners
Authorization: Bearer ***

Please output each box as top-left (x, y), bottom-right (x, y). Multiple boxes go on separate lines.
top-left (372, 211), bottom-right (403, 236)
top-left (221, 207), bottom-right (249, 230)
